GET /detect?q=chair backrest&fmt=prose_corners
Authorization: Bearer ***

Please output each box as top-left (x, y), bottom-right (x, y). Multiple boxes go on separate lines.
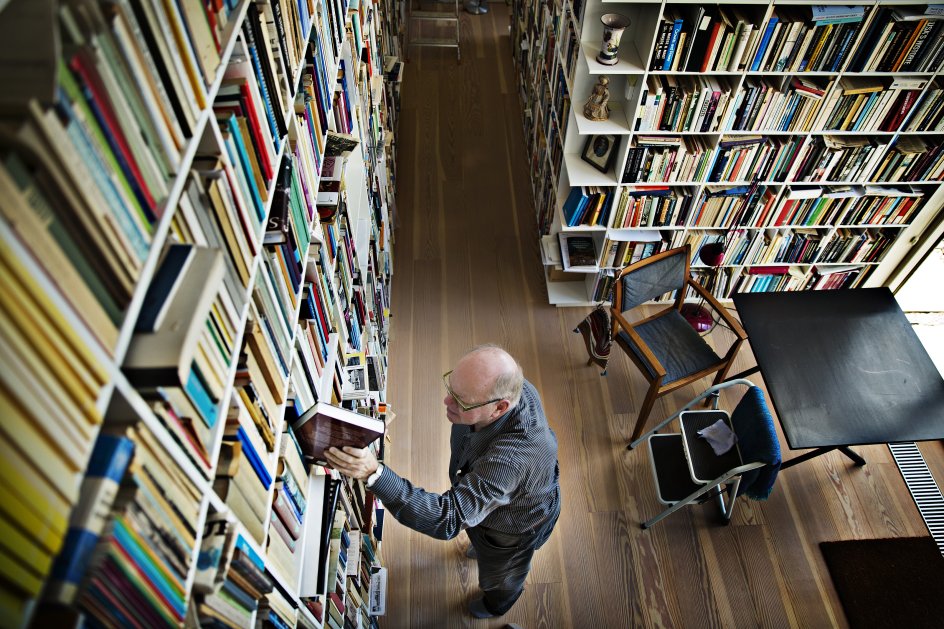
top-left (619, 247), bottom-right (688, 311)
top-left (730, 386), bottom-right (782, 499)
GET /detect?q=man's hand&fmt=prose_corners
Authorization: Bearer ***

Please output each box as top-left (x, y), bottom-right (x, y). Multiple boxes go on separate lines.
top-left (324, 446), bottom-right (379, 481)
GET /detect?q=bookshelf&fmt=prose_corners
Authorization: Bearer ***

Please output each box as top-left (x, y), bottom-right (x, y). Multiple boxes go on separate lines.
top-left (0, 0), bottom-right (400, 627)
top-left (512, 0), bottom-right (944, 306)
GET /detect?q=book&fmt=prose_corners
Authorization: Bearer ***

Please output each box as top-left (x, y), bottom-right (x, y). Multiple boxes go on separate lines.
top-left (123, 244), bottom-right (224, 386)
top-left (44, 434), bottom-right (134, 604)
top-left (292, 402), bottom-right (384, 465)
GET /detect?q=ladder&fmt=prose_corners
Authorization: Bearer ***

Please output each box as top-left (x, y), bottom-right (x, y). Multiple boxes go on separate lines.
top-left (407, 0), bottom-right (461, 62)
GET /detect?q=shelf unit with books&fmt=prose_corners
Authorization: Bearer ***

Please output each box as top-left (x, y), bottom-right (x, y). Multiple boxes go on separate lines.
top-left (0, 0), bottom-right (400, 626)
top-left (511, 0), bottom-right (944, 307)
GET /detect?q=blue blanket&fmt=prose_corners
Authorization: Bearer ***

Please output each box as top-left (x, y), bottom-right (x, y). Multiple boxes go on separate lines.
top-left (730, 386), bottom-right (782, 500)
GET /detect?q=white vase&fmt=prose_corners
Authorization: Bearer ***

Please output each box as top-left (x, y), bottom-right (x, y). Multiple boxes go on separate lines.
top-left (596, 14), bottom-right (631, 66)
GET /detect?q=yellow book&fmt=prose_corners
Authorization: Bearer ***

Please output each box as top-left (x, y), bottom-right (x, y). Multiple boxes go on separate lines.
top-left (234, 115), bottom-right (269, 202)
top-left (0, 446), bottom-right (70, 532)
top-left (0, 262), bottom-right (103, 413)
top-left (0, 194), bottom-right (110, 387)
top-left (247, 317), bottom-right (286, 404)
top-left (0, 331), bottom-right (94, 449)
top-left (0, 512), bottom-right (55, 580)
top-left (131, 425), bottom-right (201, 515)
top-left (237, 388), bottom-right (276, 452)
top-left (0, 585), bottom-right (28, 627)
top-left (0, 386), bottom-right (84, 501)
top-left (158, 0), bottom-right (208, 107)
top-left (0, 483), bottom-right (66, 553)
top-left (0, 168), bottom-right (119, 353)
top-left (0, 545), bottom-right (44, 597)
top-left (0, 326), bottom-right (96, 462)
top-left (205, 175), bottom-right (252, 285)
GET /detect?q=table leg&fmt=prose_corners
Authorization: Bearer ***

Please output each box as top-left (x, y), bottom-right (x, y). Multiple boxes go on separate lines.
top-left (839, 446), bottom-right (867, 466)
top-left (782, 446), bottom-right (867, 469)
top-left (725, 365), bottom-right (760, 382)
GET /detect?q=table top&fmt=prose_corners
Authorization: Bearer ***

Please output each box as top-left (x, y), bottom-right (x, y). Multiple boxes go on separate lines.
top-left (732, 288), bottom-right (944, 449)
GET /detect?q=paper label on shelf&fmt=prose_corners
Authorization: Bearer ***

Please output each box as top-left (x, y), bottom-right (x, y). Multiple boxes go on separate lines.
top-left (368, 566), bottom-right (387, 616)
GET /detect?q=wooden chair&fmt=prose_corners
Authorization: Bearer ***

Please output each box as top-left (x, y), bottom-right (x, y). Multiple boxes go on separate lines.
top-left (611, 245), bottom-right (747, 441)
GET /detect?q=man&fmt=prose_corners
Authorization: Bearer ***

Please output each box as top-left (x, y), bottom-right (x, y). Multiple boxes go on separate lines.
top-left (325, 344), bottom-right (561, 619)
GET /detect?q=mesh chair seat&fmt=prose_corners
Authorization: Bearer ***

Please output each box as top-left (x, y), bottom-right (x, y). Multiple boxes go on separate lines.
top-left (616, 310), bottom-right (721, 384)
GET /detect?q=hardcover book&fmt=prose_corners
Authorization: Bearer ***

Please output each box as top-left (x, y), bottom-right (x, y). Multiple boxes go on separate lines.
top-left (292, 402), bottom-right (384, 465)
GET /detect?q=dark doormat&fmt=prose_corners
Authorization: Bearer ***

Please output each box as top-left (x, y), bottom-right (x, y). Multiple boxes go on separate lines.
top-left (820, 537), bottom-right (944, 629)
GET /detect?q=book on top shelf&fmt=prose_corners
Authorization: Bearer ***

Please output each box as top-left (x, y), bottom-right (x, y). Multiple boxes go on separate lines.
top-left (292, 402), bottom-right (384, 465)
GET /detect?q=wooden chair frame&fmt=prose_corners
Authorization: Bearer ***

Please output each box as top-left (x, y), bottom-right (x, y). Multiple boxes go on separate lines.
top-left (611, 245), bottom-right (748, 441)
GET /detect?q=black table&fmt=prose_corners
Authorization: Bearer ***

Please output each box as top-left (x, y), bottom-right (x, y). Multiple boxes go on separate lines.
top-left (731, 288), bottom-right (944, 469)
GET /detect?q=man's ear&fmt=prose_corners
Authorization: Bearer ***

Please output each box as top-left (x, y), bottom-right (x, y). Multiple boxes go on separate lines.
top-left (492, 400), bottom-right (510, 417)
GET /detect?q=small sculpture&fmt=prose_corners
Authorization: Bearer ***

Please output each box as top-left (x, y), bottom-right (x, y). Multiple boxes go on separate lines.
top-left (584, 76), bottom-right (611, 121)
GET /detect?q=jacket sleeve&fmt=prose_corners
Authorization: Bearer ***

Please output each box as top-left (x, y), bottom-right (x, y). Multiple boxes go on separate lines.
top-left (368, 449), bottom-right (522, 540)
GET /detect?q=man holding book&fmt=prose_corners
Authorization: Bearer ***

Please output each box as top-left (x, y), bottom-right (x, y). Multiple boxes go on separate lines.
top-left (326, 344), bottom-right (561, 619)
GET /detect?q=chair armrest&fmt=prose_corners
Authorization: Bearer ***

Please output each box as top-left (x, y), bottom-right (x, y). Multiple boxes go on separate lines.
top-left (611, 309), bottom-right (667, 379)
top-left (688, 280), bottom-right (747, 340)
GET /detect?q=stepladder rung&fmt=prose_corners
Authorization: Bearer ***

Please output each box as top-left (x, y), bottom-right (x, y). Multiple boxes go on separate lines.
top-left (410, 37), bottom-right (459, 48)
top-left (410, 10), bottom-right (458, 20)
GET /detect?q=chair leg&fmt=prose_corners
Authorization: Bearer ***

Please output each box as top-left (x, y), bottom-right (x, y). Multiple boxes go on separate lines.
top-left (631, 383), bottom-right (660, 442)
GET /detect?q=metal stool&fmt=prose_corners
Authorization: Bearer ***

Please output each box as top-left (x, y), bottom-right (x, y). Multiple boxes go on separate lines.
top-left (406, 0), bottom-right (460, 62)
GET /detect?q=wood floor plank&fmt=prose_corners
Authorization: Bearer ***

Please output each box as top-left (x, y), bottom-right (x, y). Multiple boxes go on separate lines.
top-left (381, 5), bottom-right (939, 627)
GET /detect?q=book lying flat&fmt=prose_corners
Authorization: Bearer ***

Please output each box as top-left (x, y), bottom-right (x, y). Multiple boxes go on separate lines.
top-left (292, 402), bottom-right (384, 465)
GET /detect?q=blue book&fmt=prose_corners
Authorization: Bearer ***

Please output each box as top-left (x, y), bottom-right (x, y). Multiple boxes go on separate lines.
top-left (663, 19), bottom-right (685, 70)
top-left (235, 534), bottom-right (264, 571)
top-left (112, 518), bottom-right (186, 616)
top-left (224, 115), bottom-right (265, 220)
top-left (46, 435), bottom-right (134, 604)
top-left (268, 610), bottom-right (293, 629)
top-left (750, 17), bottom-right (779, 72)
top-left (233, 425), bottom-right (273, 489)
top-left (185, 362), bottom-right (219, 428)
top-left (136, 245), bottom-right (194, 332)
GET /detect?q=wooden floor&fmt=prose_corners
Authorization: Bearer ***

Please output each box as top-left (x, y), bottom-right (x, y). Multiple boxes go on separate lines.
top-left (381, 6), bottom-right (943, 627)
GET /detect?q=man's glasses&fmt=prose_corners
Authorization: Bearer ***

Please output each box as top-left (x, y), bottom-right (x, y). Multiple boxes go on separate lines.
top-left (442, 370), bottom-right (502, 411)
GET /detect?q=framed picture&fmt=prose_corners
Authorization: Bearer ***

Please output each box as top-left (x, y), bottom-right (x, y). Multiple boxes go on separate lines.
top-left (581, 134), bottom-right (621, 173)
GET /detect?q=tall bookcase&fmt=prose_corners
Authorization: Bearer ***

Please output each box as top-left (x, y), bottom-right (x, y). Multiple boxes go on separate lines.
top-left (0, 0), bottom-right (400, 627)
top-left (511, 0), bottom-right (944, 306)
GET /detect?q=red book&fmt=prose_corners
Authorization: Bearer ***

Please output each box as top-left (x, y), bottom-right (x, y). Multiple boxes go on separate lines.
top-left (69, 50), bottom-right (158, 217)
top-left (272, 487), bottom-right (302, 540)
top-left (269, 507), bottom-right (297, 550)
top-left (238, 83), bottom-right (274, 179)
top-left (748, 265), bottom-right (791, 275)
top-left (774, 199), bottom-right (797, 226)
top-left (700, 22), bottom-right (724, 73)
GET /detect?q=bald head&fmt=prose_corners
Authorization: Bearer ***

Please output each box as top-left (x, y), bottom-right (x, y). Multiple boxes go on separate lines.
top-left (456, 344), bottom-right (524, 409)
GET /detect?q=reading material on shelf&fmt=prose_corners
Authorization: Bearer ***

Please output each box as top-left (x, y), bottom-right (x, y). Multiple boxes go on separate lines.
top-left (3, 0), bottom-right (400, 624)
top-left (511, 0), bottom-right (944, 307)
top-left (559, 232), bottom-right (599, 272)
top-left (292, 402), bottom-right (385, 465)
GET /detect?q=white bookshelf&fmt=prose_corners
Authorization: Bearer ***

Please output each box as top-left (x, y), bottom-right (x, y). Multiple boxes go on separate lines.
top-left (512, 0), bottom-right (944, 306)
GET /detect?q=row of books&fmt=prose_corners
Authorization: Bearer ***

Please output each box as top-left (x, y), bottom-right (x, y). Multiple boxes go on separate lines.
top-left (77, 424), bottom-right (202, 627)
top-left (636, 75), bottom-right (735, 133)
top-left (560, 180), bottom-right (927, 232)
top-left (266, 427), bottom-right (311, 594)
top-left (193, 518), bottom-right (276, 628)
top-left (621, 136), bottom-right (715, 184)
top-left (126, 243), bottom-right (232, 480)
top-left (0, 227), bottom-right (109, 623)
top-left (609, 186), bottom-right (698, 229)
top-left (648, 4), bottom-right (944, 76)
top-left (613, 130), bottom-right (944, 187)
